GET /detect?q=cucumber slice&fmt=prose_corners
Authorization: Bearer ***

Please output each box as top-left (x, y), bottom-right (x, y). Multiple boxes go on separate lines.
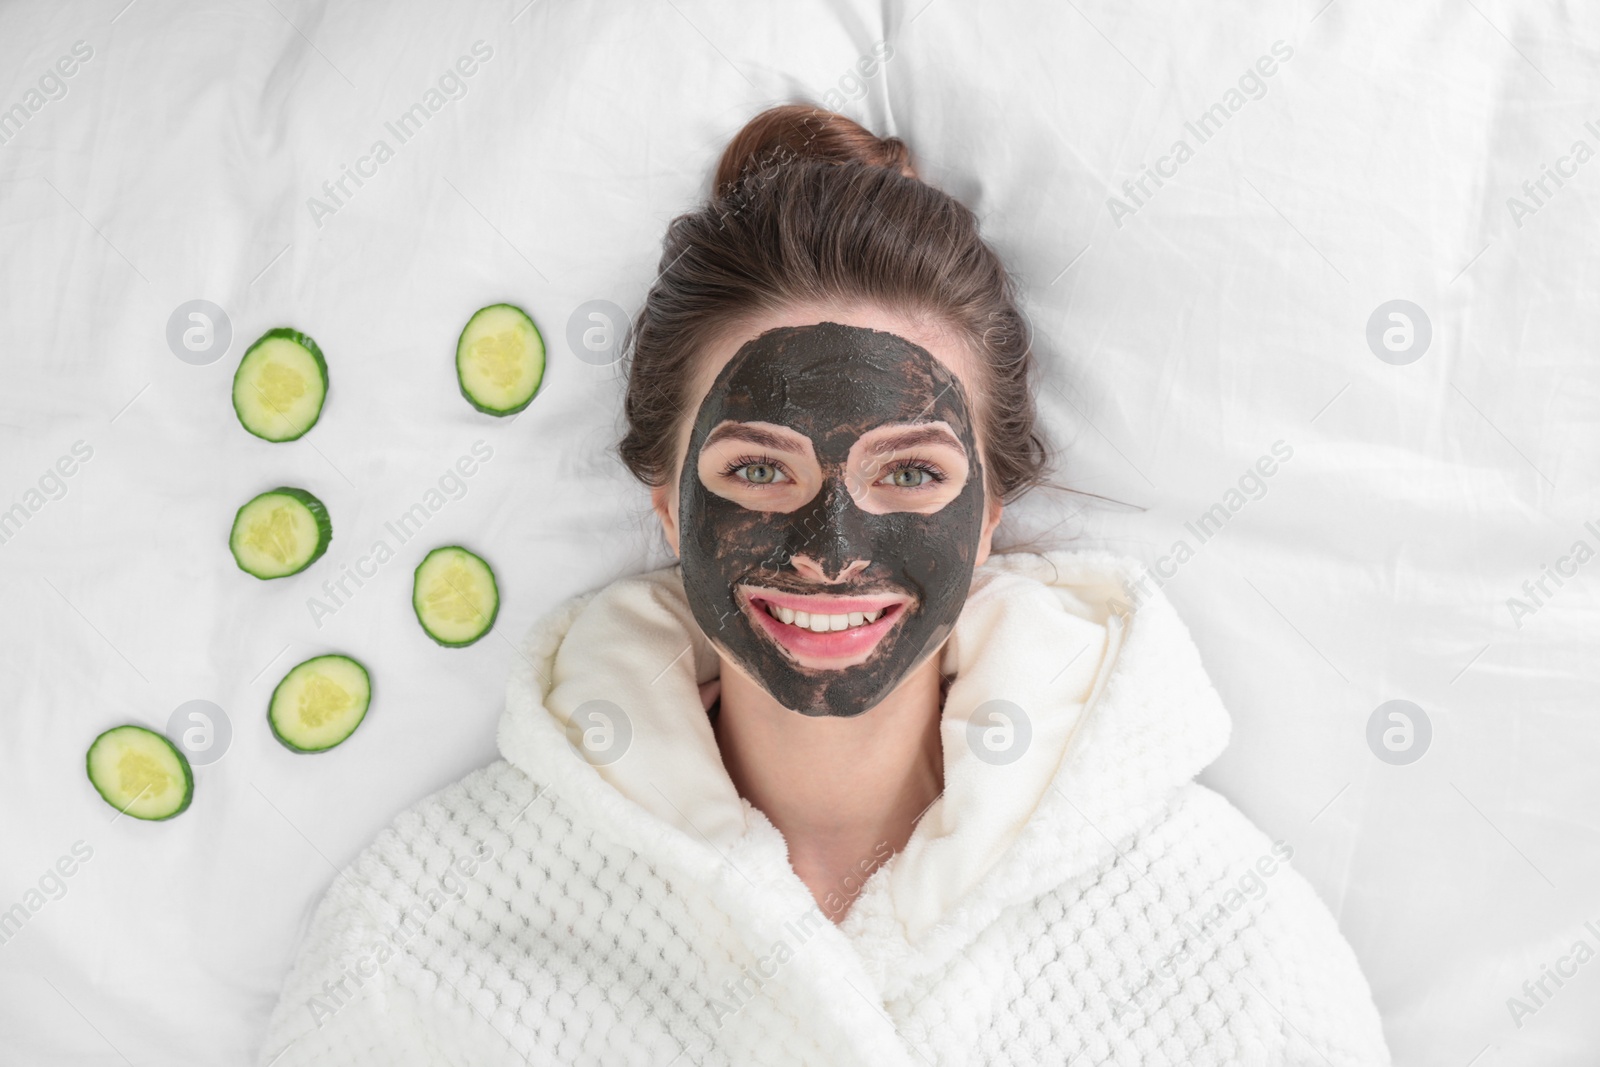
top-left (413, 545), bottom-right (500, 647)
top-left (86, 725), bottom-right (194, 821)
top-left (456, 304), bottom-right (545, 416)
top-left (233, 328), bottom-right (329, 442)
top-left (229, 487), bottom-right (332, 579)
top-left (268, 654), bottom-right (372, 753)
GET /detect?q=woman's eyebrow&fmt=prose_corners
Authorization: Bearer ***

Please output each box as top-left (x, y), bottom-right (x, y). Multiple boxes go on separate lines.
top-left (703, 423), bottom-right (809, 451)
top-left (863, 425), bottom-right (963, 454)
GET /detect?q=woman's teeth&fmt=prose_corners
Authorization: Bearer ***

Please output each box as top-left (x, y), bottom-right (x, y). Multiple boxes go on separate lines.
top-left (763, 603), bottom-right (884, 632)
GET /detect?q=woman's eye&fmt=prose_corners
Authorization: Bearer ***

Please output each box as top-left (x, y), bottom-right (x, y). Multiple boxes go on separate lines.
top-left (735, 463), bottom-right (787, 485)
top-left (877, 463), bottom-right (944, 489)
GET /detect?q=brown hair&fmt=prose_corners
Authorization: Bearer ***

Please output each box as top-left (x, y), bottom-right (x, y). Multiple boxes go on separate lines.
top-left (618, 104), bottom-right (1052, 506)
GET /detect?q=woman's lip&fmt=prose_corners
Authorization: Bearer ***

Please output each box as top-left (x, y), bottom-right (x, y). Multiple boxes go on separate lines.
top-left (739, 586), bottom-right (907, 616)
top-left (736, 587), bottom-right (908, 664)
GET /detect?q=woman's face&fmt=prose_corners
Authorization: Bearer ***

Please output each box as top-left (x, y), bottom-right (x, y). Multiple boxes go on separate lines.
top-left (652, 304), bottom-right (1003, 718)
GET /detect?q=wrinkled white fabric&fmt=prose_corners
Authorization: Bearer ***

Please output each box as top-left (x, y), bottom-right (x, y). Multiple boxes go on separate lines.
top-left (257, 549), bottom-right (1391, 1066)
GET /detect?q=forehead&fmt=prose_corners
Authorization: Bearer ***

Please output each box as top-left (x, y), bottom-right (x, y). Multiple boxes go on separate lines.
top-left (708, 321), bottom-right (965, 429)
top-left (681, 305), bottom-right (981, 446)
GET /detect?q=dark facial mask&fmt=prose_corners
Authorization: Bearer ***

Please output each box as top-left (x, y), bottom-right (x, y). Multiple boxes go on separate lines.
top-left (677, 321), bottom-right (985, 718)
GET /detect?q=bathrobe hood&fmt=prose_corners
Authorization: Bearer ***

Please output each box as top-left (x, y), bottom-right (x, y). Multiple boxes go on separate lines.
top-left (497, 548), bottom-right (1231, 995)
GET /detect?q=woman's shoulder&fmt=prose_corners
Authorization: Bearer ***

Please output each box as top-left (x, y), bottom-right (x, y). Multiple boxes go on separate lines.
top-left (257, 759), bottom-right (578, 1064)
top-left (333, 759), bottom-right (573, 914)
top-left (1121, 781), bottom-right (1367, 963)
top-left (1033, 780), bottom-right (1392, 1066)
top-left (272, 759), bottom-right (565, 980)
top-left (379, 758), bottom-right (546, 848)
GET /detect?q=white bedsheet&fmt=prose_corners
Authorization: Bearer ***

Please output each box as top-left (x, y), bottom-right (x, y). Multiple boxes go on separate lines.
top-left (1, 1), bottom-right (1596, 1063)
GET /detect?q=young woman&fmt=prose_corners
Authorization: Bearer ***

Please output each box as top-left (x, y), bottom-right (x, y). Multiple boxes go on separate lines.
top-left (258, 105), bottom-right (1390, 1066)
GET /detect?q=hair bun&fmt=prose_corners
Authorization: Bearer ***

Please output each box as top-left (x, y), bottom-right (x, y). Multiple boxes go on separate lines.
top-left (714, 104), bottom-right (917, 199)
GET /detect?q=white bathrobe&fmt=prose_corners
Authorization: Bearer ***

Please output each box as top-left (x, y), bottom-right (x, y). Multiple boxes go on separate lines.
top-left (257, 549), bottom-right (1391, 1066)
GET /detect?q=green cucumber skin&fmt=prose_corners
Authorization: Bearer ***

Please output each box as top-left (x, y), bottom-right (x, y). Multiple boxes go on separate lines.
top-left (232, 327), bottom-right (330, 442)
top-left (267, 654), bottom-right (371, 754)
top-left (85, 725), bottom-right (194, 821)
top-left (229, 486), bottom-right (333, 580)
top-left (413, 545), bottom-right (501, 648)
top-left (455, 303), bottom-right (545, 417)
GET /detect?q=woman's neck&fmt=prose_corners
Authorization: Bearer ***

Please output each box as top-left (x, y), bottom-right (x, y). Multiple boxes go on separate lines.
top-left (711, 657), bottom-right (946, 924)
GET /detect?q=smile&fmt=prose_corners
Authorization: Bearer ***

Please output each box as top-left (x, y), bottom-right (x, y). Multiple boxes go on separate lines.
top-left (762, 602), bottom-right (887, 631)
top-left (736, 585), bottom-right (909, 664)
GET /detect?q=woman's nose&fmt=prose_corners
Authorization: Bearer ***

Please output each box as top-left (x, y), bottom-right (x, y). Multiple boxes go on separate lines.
top-left (788, 554), bottom-right (869, 583)
top-left (784, 477), bottom-right (873, 582)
